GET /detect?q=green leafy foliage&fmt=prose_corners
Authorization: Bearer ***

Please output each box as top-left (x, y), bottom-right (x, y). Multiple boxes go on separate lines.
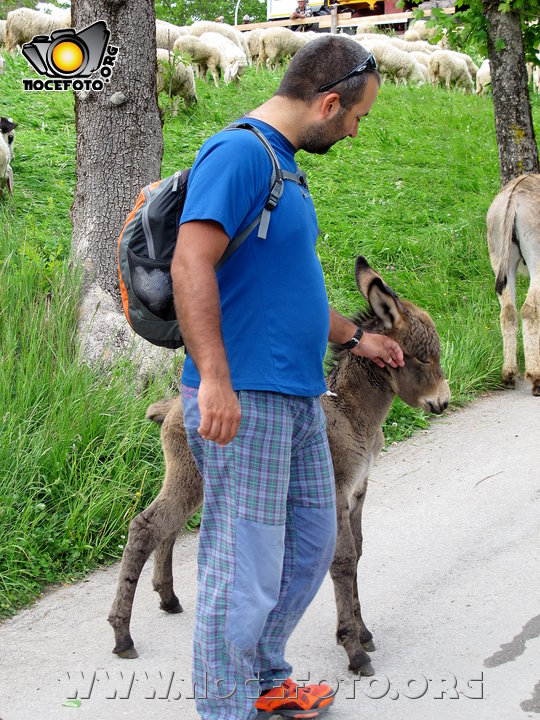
top-left (405, 0), bottom-right (540, 61)
top-left (155, 0), bottom-right (267, 26)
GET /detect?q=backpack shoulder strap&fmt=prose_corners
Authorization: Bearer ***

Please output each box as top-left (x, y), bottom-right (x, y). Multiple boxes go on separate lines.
top-left (217, 121), bottom-right (308, 264)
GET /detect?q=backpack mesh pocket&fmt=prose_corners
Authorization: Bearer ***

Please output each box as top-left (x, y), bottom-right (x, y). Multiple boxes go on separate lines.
top-left (127, 249), bottom-right (176, 321)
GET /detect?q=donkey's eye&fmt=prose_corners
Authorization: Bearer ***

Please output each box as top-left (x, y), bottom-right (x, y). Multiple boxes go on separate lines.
top-left (404, 352), bottom-right (431, 366)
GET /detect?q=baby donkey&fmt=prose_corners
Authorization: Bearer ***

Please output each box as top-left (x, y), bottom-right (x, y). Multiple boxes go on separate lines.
top-left (109, 256), bottom-right (450, 675)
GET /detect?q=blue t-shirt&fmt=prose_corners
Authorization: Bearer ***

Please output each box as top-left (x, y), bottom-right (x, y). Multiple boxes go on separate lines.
top-left (179, 118), bottom-right (329, 396)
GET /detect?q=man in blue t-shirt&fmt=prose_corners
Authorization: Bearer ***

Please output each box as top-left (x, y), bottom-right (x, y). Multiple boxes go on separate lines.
top-left (171, 35), bottom-right (404, 720)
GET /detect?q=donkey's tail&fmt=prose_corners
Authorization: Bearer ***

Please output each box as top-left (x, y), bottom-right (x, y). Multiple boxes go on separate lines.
top-left (494, 175), bottom-right (528, 295)
top-left (146, 399), bottom-right (176, 424)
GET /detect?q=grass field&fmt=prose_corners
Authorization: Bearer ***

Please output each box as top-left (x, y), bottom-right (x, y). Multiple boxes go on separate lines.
top-left (1, 50), bottom-right (539, 617)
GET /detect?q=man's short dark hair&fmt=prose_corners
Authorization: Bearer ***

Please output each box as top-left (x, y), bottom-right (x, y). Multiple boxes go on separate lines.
top-left (274, 35), bottom-right (379, 110)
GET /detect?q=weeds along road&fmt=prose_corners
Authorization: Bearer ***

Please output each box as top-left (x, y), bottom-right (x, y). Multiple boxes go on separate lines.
top-left (0, 380), bottom-right (539, 720)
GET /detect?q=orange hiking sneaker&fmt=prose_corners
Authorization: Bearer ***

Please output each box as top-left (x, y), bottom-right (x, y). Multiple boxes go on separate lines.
top-left (255, 677), bottom-right (335, 719)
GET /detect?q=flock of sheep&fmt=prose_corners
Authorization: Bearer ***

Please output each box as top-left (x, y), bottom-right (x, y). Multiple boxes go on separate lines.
top-left (1, 8), bottom-right (540, 117)
top-left (356, 23), bottom-right (540, 95)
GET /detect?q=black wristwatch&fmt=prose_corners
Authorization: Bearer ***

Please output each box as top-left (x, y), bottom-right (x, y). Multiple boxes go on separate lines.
top-left (342, 327), bottom-right (364, 350)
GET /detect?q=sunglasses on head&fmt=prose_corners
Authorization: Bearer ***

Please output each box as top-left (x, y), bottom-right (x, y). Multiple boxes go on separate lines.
top-left (317, 53), bottom-right (378, 93)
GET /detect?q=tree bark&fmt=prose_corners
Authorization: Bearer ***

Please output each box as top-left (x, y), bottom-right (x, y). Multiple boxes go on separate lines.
top-left (71, 0), bottom-right (170, 372)
top-left (483, 1), bottom-right (539, 187)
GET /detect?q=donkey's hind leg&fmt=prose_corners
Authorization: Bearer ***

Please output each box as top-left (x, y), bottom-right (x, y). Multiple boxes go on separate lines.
top-left (153, 533), bottom-right (183, 614)
top-left (348, 479), bottom-right (375, 652)
top-left (108, 493), bottom-right (186, 658)
top-left (496, 256), bottom-right (520, 388)
top-left (520, 265), bottom-right (540, 396)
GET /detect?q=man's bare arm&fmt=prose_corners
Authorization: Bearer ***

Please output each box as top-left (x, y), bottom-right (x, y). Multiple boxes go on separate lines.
top-left (329, 307), bottom-right (404, 369)
top-left (171, 220), bottom-right (241, 446)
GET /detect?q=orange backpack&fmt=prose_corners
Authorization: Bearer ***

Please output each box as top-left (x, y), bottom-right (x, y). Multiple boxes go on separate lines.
top-left (117, 122), bottom-right (307, 349)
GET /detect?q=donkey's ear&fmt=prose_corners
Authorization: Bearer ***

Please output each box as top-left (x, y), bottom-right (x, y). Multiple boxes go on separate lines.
top-left (355, 256), bottom-right (406, 330)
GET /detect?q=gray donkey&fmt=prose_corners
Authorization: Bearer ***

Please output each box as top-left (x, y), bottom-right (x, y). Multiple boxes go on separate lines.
top-left (487, 173), bottom-right (540, 396)
top-left (108, 256), bottom-right (450, 675)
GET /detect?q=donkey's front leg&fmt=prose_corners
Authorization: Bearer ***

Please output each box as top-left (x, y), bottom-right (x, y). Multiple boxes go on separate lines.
top-left (349, 479), bottom-right (375, 652)
top-left (330, 488), bottom-right (374, 676)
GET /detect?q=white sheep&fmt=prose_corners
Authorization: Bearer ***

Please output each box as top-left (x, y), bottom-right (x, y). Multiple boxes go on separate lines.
top-left (245, 28), bottom-right (263, 66)
top-left (476, 58), bottom-right (491, 95)
top-left (355, 22), bottom-right (377, 34)
top-left (448, 49), bottom-right (479, 79)
top-left (363, 40), bottom-right (426, 85)
top-left (257, 26), bottom-right (309, 70)
top-left (409, 20), bottom-right (437, 42)
top-left (386, 36), bottom-right (438, 55)
top-left (533, 65), bottom-right (540, 94)
top-left (188, 20), bottom-right (250, 64)
top-left (5, 8), bottom-right (71, 54)
top-left (428, 50), bottom-right (474, 92)
top-left (0, 117), bottom-right (16, 197)
top-left (403, 29), bottom-right (421, 42)
top-left (156, 19), bottom-right (189, 50)
top-left (173, 34), bottom-right (223, 88)
top-left (0, 55), bottom-right (4, 75)
top-left (198, 31), bottom-right (247, 83)
top-left (0, 19), bottom-right (6, 46)
top-left (355, 32), bottom-right (390, 43)
top-left (156, 49), bottom-right (197, 112)
top-left (410, 51), bottom-right (430, 68)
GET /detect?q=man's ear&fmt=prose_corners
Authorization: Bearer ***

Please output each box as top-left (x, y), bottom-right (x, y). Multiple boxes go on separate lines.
top-left (319, 91), bottom-right (341, 119)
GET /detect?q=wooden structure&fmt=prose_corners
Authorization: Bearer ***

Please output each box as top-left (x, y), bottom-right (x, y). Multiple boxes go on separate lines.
top-left (238, 6), bottom-right (455, 32)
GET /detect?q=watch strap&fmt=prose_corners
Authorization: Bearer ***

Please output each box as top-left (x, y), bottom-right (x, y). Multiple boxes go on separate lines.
top-left (342, 327), bottom-right (364, 350)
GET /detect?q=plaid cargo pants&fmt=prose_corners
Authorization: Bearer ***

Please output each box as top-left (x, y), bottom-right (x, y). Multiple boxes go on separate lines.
top-left (182, 386), bottom-right (337, 720)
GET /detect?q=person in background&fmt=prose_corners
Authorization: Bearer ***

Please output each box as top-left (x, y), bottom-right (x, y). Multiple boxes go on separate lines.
top-left (290, 0), bottom-right (313, 30)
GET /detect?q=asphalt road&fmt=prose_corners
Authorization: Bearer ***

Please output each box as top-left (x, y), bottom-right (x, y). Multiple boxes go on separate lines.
top-left (1, 380), bottom-right (539, 720)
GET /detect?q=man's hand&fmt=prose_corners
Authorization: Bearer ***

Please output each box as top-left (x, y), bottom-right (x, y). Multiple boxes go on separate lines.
top-left (197, 378), bottom-right (242, 446)
top-left (351, 332), bottom-right (405, 369)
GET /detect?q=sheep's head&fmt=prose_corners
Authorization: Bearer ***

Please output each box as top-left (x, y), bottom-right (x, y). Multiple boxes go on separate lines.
top-left (224, 59), bottom-right (240, 85)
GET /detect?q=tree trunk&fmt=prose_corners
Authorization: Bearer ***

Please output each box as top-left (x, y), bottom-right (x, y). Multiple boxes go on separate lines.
top-left (483, 1), bottom-right (539, 187)
top-left (71, 0), bottom-right (171, 372)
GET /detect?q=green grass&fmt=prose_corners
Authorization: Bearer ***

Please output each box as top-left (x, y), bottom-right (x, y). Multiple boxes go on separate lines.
top-left (1, 51), bottom-right (539, 616)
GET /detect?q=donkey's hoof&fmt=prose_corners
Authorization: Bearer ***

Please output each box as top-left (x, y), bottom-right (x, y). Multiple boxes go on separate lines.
top-left (160, 598), bottom-right (183, 614)
top-left (362, 639), bottom-right (376, 652)
top-left (348, 649), bottom-right (374, 676)
top-left (502, 370), bottom-right (518, 388)
top-left (360, 662), bottom-right (375, 677)
top-left (531, 380), bottom-right (540, 397)
top-left (116, 645), bottom-right (139, 659)
top-left (348, 658), bottom-right (375, 677)
top-left (113, 641), bottom-right (139, 659)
